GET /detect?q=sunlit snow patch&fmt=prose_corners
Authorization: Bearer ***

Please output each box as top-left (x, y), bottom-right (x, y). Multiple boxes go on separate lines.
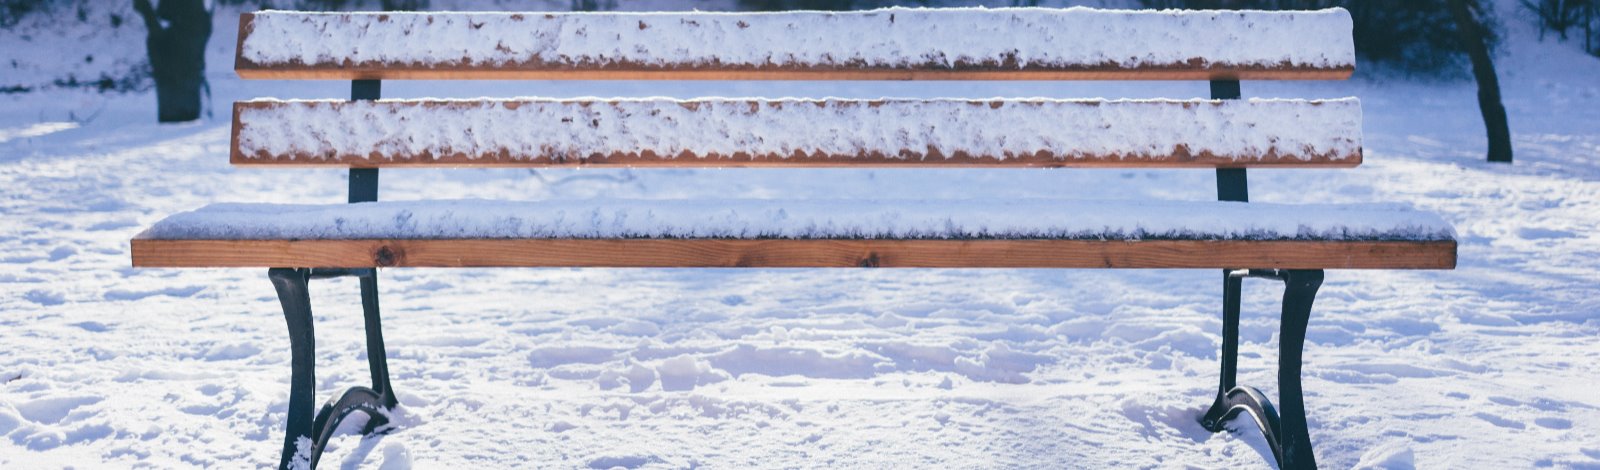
top-left (0, 122), bottom-right (78, 143)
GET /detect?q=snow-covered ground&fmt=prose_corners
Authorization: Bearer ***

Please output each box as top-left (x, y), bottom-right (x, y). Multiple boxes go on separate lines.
top-left (4, 2), bottom-right (1600, 469)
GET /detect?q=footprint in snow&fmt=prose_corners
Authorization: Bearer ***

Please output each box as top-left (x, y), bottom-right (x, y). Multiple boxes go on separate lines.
top-left (102, 285), bottom-right (205, 301)
top-left (14, 395), bottom-right (104, 425)
top-left (587, 454), bottom-right (664, 469)
top-left (1472, 412), bottom-right (1525, 430)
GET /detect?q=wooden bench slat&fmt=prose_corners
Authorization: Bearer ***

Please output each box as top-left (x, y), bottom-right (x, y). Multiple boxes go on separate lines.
top-left (131, 239), bottom-right (1456, 269)
top-left (231, 98), bottom-right (1362, 168)
top-left (237, 68), bottom-right (1356, 81)
top-left (136, 199), bottom-right (1452, 242)
top-left (132, 199), bottom-right (1454, 269)
top-left (235, 9), bottom-right (1356, 81)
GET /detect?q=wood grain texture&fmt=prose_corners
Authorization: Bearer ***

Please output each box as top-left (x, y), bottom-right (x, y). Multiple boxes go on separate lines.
top-left (228, 151), bottom-right (1363, 168)
top-left (234, 66), bottom-right (1356, 82)
top-left (228, 99), bottom-right (1364, 169)
top-left (232, 12), bottom-right (1355, 82)
top-left (132, 238), bottom-right (1457, 269)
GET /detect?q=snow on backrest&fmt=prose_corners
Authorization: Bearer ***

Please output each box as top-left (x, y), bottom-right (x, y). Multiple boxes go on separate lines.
top-left (234, 8), bottom-right (1356, 81)
top-left (228, 98), bottom-right (1363, 167)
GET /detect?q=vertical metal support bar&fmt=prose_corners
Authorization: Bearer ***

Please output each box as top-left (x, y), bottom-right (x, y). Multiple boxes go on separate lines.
top-left (349, 79), bottom-right (381, 204)
top-left (1212, 78), bottom-right (1248, 424)
top-left (349, 169), bottom-right (379, 203)
top-left (1209, 80), bottom-right (1241, 100)
top-left (1209, 79), bottom-right (1241, 100)
top-left (350, 79), bottom-right (381, 100)
top-left (269, 268), bottom-right (316, 470)
top-left (360, 275), bottom-right (396, 409)
top-left (1278, 269), bottom-right (1323, 470)
top-left (349, 78), bottom-right (395, 413)
top-left (1214, 273), bottom-right (1242, 399)
top-left (1211, 80), bottom-right (1247, 203)
top-left (1215, 169), bottom-right (1248, 202)
top-left (349, 78), bottom-right (393, 412)
top-left (1201, 80), bottom-right (1322, 469)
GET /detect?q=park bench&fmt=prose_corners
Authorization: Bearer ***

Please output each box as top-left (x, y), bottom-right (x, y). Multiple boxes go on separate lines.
top-left (130, 7), bottom-right (1457, 470)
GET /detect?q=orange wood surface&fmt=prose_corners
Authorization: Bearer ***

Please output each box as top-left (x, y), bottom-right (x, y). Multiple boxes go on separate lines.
top-left (132, 238), bottom-right (1457, 270)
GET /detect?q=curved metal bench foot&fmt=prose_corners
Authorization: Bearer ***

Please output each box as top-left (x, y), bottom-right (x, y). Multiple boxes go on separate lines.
top-left (1203, 269), bottom-right (1322, 470)
top-left (310, 386), bottom-right (394, 454)
top-left (270, 268), bottom-right (398, 470)
top-left (1202, 385), bottom-right (1284, 461)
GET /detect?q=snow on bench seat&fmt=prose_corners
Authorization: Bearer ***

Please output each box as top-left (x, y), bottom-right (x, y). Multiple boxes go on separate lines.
top-left (130, 199), bottom-right (1457, 270)
top-left (231, 98), bottom-right (1362, 167)
top-left (140, 199), bottom-right (1450, 241)
top-left (234, 8), bottom-right (1356, 80)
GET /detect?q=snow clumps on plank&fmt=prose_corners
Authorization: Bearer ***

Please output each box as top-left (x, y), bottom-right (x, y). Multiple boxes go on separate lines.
top-left (139, 199), bottom-right (1453, 242)
top-left (236, 8), bottom-right (1355, 76)
top-left (232, 98), bottom-right (1363, 166)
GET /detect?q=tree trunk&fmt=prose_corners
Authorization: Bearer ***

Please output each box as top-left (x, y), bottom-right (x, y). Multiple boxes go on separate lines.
top-left (1448, 0), bottom-right (1514, 163)
top-left (570, 0), bottom-right (616, 11)
top-left (134, 0), bottom-right (212, 123)
top-left (381, 0), bottom-right (430, 10)
top-left (1587, 1), bottom-right (1595, 55)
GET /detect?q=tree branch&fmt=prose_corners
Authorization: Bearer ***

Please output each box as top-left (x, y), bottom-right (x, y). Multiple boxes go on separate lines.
top-left (132, 0), bottom-right (161, 32)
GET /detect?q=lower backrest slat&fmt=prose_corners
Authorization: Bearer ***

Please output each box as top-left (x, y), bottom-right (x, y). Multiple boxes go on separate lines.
top-left (230, 98), bottom-right (1363, 168)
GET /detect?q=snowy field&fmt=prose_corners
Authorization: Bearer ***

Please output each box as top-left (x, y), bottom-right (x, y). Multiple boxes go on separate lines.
top-left (4, 2), bottom-right (1600, 469)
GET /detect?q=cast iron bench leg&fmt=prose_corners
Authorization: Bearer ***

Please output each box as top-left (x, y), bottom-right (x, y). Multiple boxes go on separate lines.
top-left (1202, 269), bottom-right (1324, 470)
top-left (269, 267), bottom-right (399, 470)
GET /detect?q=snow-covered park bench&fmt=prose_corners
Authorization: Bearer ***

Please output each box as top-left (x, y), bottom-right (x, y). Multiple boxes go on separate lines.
top-left (130, 7), bottom-right (1457, 470)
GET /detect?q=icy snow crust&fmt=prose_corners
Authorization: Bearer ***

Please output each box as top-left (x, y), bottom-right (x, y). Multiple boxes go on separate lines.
top-left (239, 8), bottom-right (1356, 72)
top-left (138, 199), bottom-right (1453, 241)
top-left (235, 98), bottom-right (1362, 163)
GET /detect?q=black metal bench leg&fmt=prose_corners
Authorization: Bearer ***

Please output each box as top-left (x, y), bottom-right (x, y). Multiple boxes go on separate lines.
top-left (269, 268), bottom-right (398, 470)
top-left (1276, 270), bottom-right (1322, 469)
top-left (358, 274), bottom-right (398, 414)
top-left (1202, 269), bottom-right (1323, 470)
top-left (269, 268), bottom-right (318, 469)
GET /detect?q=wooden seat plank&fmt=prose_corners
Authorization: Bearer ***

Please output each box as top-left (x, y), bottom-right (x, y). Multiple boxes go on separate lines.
top-left (231, 98), bottom-right (1363, 168)
top-left (235, 9), bottom-right (1356, 81)
top-left (131, 238), bottom-right (1456, 269)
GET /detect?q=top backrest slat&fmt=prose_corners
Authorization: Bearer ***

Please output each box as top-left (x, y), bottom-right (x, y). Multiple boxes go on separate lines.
top-left (235, 8), bottom-right (1355, 81)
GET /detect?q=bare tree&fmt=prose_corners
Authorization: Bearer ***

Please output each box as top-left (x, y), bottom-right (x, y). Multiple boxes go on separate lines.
top-left (571, 0), bottom-right (617, 11)
top-left (1522, 0), bottom-right (1588, 40)
top-left (133, 0), bottom-right (212, 123)
top-left (1449, 0), bottom-right (1514, 163)
top-left (1136, 0), bottom-right (1482, 78)
top-left (381, 0), bottom-right (430, 10)
top-left (1580, 0), bottom-right (1593, 53)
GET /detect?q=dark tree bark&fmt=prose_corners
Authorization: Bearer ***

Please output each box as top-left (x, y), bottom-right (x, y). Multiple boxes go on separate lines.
top-left (134, 0), bottom-right (212, 123)
top-left (381, 0), bottom-right (430, 10)
top-left (570, 0), bottom-right (616, 11)
top-left (736, 0), bottom-right (857, 10)
top-left (1587, 1), bottom-right (1596, 55)
top-left (1449, 0), bottom-right (1514, 163)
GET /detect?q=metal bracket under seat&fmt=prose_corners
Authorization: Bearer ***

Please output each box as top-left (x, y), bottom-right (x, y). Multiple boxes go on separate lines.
top-left (1201, 268), bottom-right (1324, 470)
top-left (269, 267), bottom-right (397, 470)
